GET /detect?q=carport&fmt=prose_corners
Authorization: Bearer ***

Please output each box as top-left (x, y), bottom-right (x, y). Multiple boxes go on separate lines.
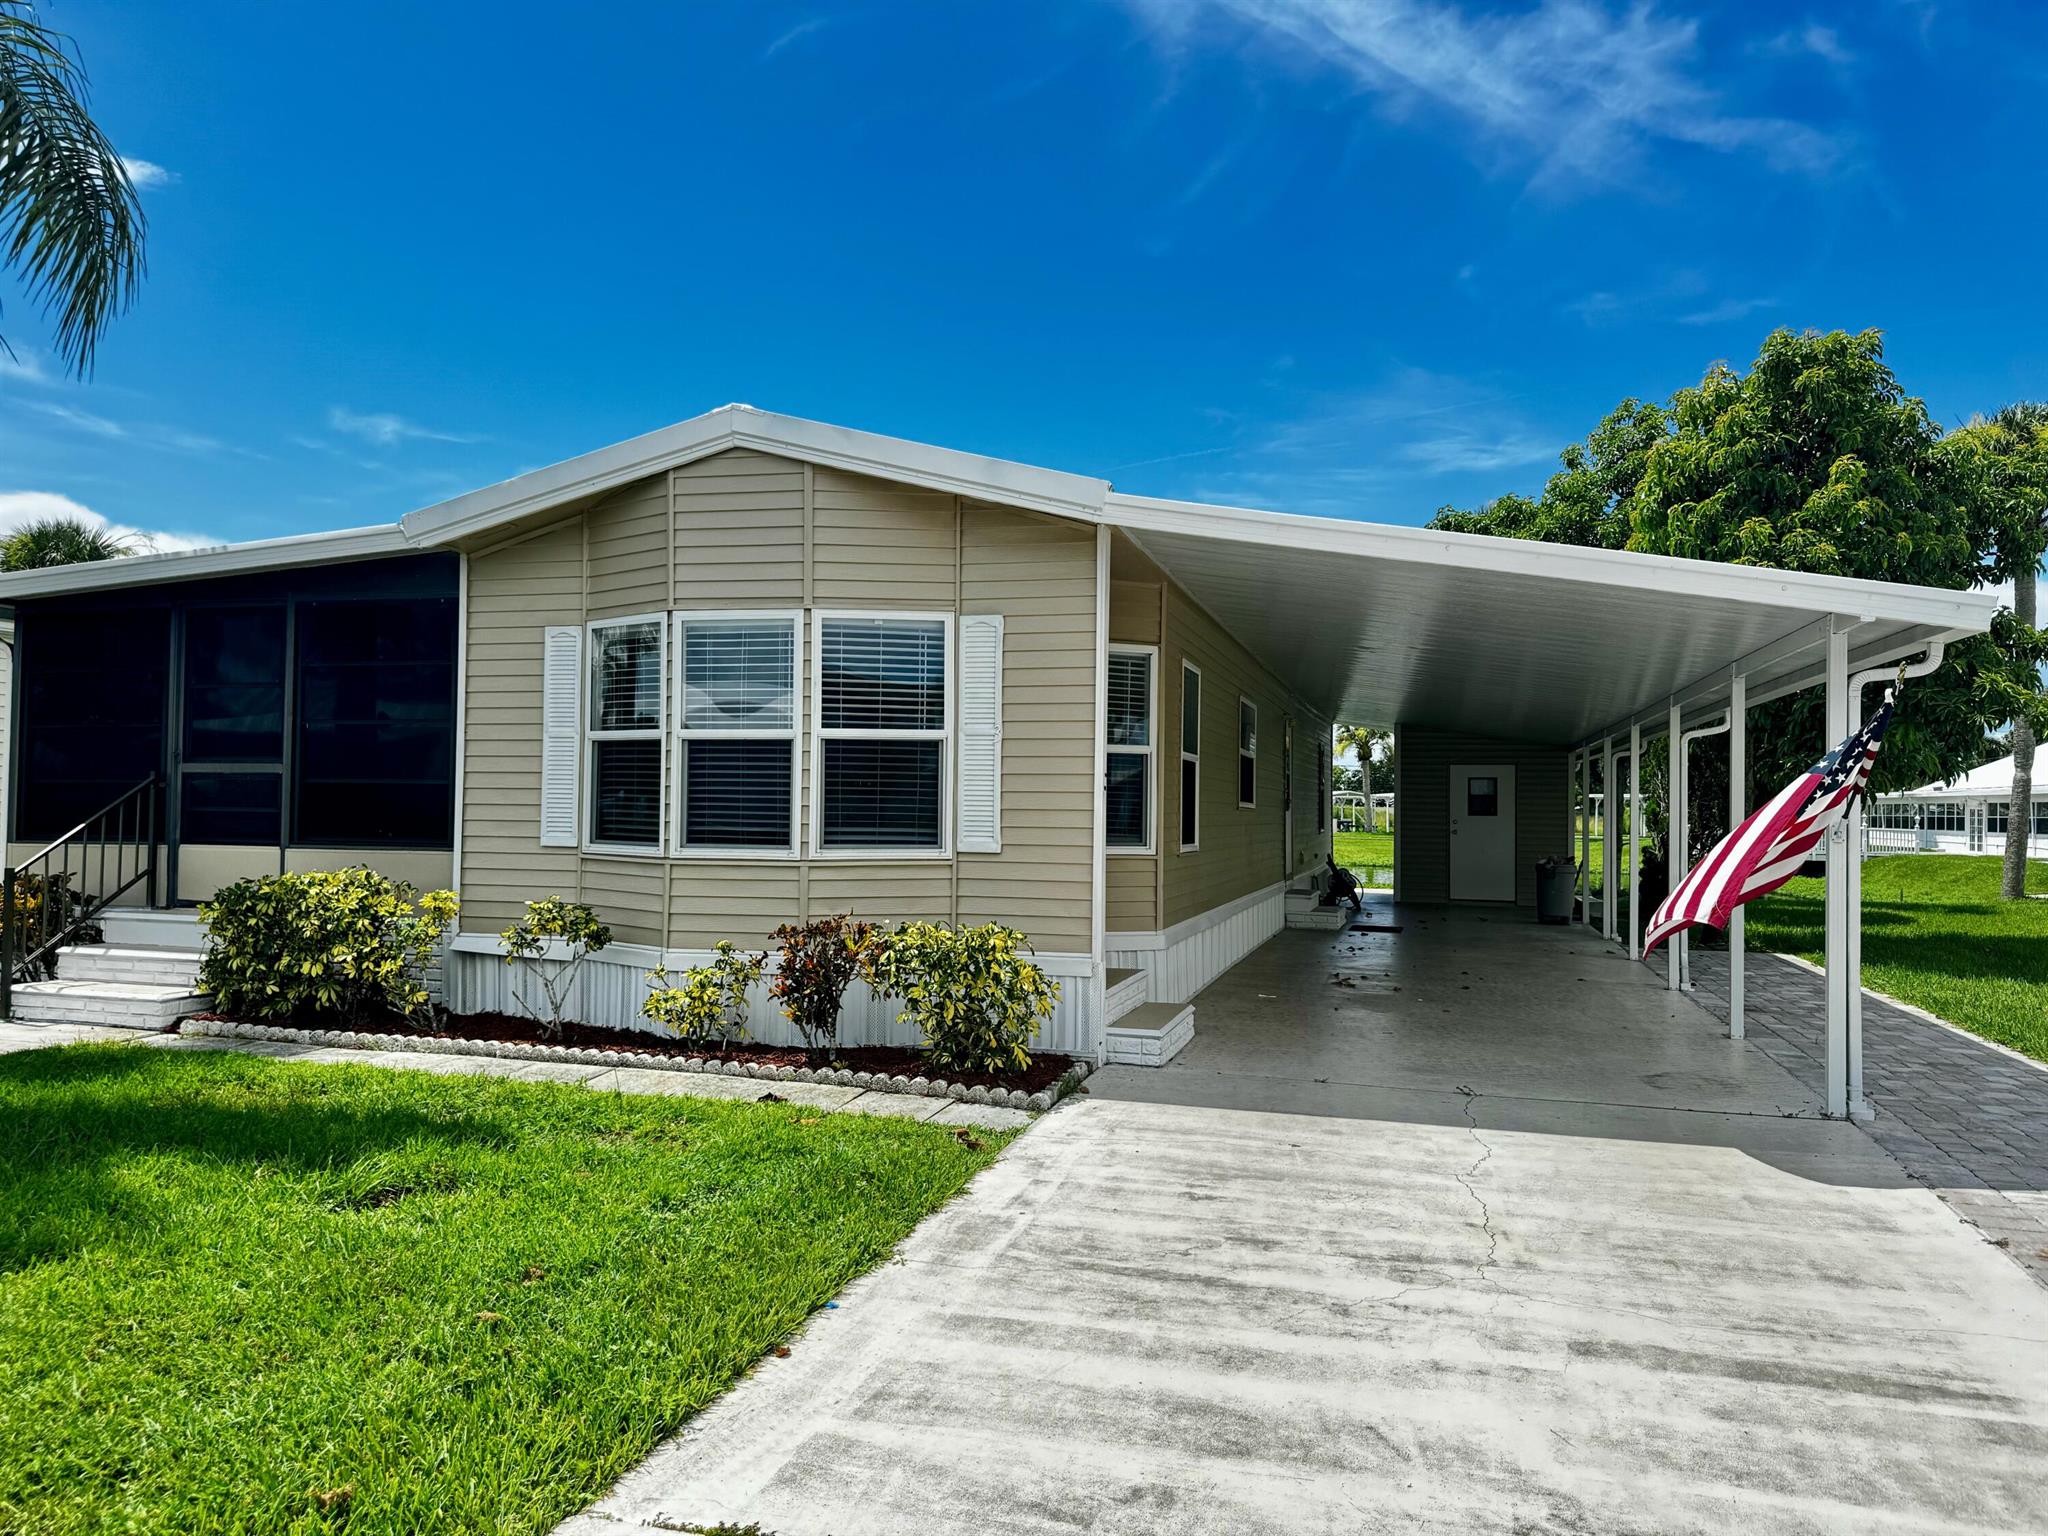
top-left (1103, 495), bottom-right (2003, 1119)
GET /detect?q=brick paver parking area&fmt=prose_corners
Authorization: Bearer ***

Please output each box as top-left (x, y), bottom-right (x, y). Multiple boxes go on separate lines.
top-left (1690, 948), bottom-right (2048, 1288)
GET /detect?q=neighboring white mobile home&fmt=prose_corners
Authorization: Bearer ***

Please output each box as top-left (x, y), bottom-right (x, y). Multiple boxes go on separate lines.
top-left (1868, 751), bottom-right (2043, 856)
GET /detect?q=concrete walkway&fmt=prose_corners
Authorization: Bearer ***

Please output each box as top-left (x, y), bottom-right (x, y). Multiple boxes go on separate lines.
top-left (0, 1020), bottom-right (1031, 1128)
top-left (566, 917), bottom-right (2048, 1536)
top-left (1690, 947), bottom-right (2048, 1286)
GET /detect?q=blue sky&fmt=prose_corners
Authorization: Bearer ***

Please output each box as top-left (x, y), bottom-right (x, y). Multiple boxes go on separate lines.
top-left (4, 0), bottom-right (2045, 549)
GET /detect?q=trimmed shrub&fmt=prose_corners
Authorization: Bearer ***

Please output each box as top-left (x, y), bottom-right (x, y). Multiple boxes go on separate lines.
top-left (198, 868), bottom-right (457, 1025)
top-left (769, 913), bottom-right (877, 1056)
top-left (642, 941), bottom-right (765, 1045)
top-left (861, 921), bottom-right (1059, 1077)
top-left (499, 897), bottom-right (613, 1038)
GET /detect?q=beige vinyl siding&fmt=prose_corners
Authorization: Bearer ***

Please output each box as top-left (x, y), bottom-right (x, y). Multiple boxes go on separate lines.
top-left (1159, 550), bottom-right (1330, 931)
top-left (672, 450), bottom-right (805, 607)
top-left (955, 504), bottom-right (1095, 953)
top-left (1108, 579), bottom-right (1160, 645)
top-left (585, 478), bottom-right (669, 618)
top-left (812, 466), bottom-right (957, 608)
top-left (460, 518), bottom-right (585, 932)
top-left (459, 452), bottom-right (1099, 960)
top-left (1394, 726), bottom-right (1568, 906)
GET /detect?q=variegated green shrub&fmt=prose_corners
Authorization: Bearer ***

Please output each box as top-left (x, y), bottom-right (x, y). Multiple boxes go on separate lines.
top-left (198, 868), bottom-right (458, 1025)
top-left (861, 921), bottom-right (1058, 1076)
top-left (642, 940), bottom-right (765, 1045)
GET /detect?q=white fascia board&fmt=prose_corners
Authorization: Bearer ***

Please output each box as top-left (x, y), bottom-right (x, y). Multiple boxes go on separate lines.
top-left (402, 404), bottom-right (1111, 547)
top-left (1105, 492), bottom-right (2006, 634)
top-left (0, 523), bottom-right (412, 601)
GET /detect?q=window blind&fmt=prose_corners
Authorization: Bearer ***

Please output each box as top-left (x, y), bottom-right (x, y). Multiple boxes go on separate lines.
top-left (820, 618), bottom-right (946, 731)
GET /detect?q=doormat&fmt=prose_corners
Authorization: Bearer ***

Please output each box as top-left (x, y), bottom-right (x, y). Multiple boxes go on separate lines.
top-left (1349, 923), bottom-right (1404, 934)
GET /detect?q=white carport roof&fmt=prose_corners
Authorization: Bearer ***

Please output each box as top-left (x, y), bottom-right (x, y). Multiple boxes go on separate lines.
top-left (1106, 494), bottom-right (2001, 746)
top-left (0, 404), bottom-right (2002, 744)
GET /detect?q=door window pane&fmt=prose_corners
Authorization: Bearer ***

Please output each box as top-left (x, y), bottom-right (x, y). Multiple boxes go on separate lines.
top-left (1468, 777), bottom-right (1500, 816)
top-left (821, 740), bottom-right (942, 849)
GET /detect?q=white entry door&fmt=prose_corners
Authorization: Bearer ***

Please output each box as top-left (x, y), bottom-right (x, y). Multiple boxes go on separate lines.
top-left (1449, 763), bottom-right (1516, 902)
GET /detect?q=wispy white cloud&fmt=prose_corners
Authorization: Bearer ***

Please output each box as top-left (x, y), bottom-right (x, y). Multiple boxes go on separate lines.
top-left (119, 156), bottom-right (177, 190)
top-left (0, 349), bottom-right (51, 384)
top-left (1760, 23), bottom-right (1854, 66)
top-left (764, 17), bottom-right (829, 59)
top-left (1677, 295), bottom-right (1777, 326)
top-left (326, 406), bottom-right (478, 447)
top-left (25, 399), bottom-right (232, 455)
top-left (1126, 0), bottom-right (1844, 188)
top-left (1397, 430), bottom-right (1558, 474)
top-left (0, 490), bottom-right (218, 553)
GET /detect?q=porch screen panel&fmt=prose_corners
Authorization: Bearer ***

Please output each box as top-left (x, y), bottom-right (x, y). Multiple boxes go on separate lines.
top-left (294, 599), bottom-right (456, 848)
top-left (14, 607), bottom-right (168, 841)
top-left (817, 616), bottom-right (948, 851)
top-left (677, 615), bottom-right (797, 852)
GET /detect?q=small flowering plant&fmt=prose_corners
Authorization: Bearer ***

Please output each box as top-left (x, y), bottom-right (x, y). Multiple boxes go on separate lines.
top-left (860, 921), bottom-right (1058, 1077)
top-left (769, 913), bottom-right (877, 1058)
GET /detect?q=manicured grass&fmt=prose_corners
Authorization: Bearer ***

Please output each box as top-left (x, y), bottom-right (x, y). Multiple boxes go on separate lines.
top-left (1332, 830), bottom-right (1394, 878)
top-left (0, 1047), bottom-right (1010, 1535)
top-left (1737, 854), bottom-right (2048, 1064)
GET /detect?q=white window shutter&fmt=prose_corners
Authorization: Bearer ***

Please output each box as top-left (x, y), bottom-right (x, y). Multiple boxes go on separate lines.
top-left (956, 614), bottom-right (1003, 853)
top-left (540, 625), bottom-right (582, 847)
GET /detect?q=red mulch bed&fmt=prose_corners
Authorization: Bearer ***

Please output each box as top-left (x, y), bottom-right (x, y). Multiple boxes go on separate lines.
top-left (183, 1008), bottom-right (1078, 1095)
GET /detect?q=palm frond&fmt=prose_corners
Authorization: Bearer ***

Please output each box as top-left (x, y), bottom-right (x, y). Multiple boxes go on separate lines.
top-left (1, 514), bottom-right (133, 570)
top-left (0, 1), bottom-right (145, 376)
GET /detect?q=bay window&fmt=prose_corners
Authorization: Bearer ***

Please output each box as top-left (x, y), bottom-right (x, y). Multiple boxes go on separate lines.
top-left (814, 614), bottom-right (951, 854)
top-left (587, 616), bottom-right (665, 850)
top-left (1106, 647), bottom-right (1155, 852)
top-left (674, 613), bottom-right (799, 854)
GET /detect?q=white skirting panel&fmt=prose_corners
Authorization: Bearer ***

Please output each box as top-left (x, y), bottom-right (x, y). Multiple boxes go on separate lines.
top-left (1104, 881), bottom-right (1286, 1005)
top-left (443, 939), bottom-right (1101, 1057)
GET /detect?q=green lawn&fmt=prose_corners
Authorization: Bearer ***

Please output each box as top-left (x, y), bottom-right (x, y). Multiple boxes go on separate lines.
top-left (0, 1047), bottom-right (1009, 1536)
top-left (1736, 854), bottom-right (2048, 1065)
top-left (1332, 830), bottom-right (1394, 881)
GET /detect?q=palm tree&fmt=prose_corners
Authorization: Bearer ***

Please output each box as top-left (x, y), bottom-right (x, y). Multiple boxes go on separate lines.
top-left (0, 2), bottom-right (146, 375)
top-left (1974, 402), bottom-right (2048, 899)
top-left (1, 513), bottom-right (130, 569)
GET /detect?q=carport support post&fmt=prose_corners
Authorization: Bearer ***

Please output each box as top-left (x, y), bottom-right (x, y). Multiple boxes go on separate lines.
top-left (1627, 722), bottom-right (1641, 960)
top-left (1728, 672), bottom-right (1746, 1040)
top-left (1667, 700), bottom-right (1683, 990)
top-left (1602, 739), bottom-right (1617, 941)
top-left (1823, 623), bottom-right (1856, 1120)
top-left (1577, 750), bottom-right (1592, 927)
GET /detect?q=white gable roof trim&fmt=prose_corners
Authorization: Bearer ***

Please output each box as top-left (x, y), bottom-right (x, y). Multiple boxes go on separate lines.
top-left (399, 404), bottom-right (1111, 546)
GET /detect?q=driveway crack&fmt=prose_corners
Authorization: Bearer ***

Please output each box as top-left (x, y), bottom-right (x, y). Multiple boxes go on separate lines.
top-left (1454, 1085), bottom-right (1503, 1288)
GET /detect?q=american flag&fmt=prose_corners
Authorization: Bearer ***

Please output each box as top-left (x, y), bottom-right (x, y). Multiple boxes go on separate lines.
top-left (1644, 691), bottom-right (1896, 955)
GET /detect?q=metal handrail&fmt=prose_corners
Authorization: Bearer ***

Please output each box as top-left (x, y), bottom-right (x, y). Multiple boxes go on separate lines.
top-left (0, 775), bottom-right (159, 1019)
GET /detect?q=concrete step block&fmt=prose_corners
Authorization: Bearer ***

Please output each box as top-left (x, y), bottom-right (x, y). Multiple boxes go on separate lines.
top-left (1105, 1001), bottom-right (1195, 1067)
top-left (9, 979), bottom-right (208, 1029)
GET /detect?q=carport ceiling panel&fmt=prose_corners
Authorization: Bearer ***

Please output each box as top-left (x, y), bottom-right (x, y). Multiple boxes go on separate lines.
top-left (1135, 529), bottom-right (1825, 743)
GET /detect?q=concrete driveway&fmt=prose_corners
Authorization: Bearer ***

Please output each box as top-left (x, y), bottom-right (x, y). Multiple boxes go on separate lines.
top-left (567, 917), bottom-right (2048, 1536)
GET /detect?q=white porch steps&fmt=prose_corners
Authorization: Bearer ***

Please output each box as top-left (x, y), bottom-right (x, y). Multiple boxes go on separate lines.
top-left (1105, 966), bottom-right (1149, 1025)
top-left (1284, 887), bottom-right (1347, 931)
top-left (1105, 1001), bottom-right (1195, 1067)
top-left (9, 941), bottom-right (208, 1028)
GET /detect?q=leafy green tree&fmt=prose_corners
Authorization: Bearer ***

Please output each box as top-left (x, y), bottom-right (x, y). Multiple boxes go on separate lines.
top-left (1334, 724), bottom-right (1393, 795)
top-left (1432, 329), bottom-right (2030, 852)
top-left (2, 514), bottom-right (130, 570)
top-left (1948, 403), bottom-right (2048, 898)
top-left (0, 1), bottom-right (146, 374)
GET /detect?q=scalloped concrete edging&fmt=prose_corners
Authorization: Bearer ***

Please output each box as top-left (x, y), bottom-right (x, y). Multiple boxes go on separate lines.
top-left (177, 1017), bottom-right (1089, 1113)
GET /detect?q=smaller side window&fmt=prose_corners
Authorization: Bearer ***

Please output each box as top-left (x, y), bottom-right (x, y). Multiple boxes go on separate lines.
top-left (1179, 661), bottom-right (1201, 852)
top-left (1237, 696), bottom-right (1257, 809)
